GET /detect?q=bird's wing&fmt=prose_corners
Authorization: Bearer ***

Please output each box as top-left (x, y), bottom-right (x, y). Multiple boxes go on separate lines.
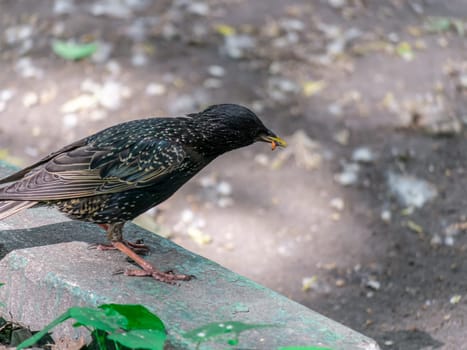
top-left (0, 139), bottom-right (187, 201)
top-left (0, 137), bottom-right (88, 185)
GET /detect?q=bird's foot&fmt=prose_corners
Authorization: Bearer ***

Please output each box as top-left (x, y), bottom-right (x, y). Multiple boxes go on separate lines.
top-left (112, 241), bottom-right (193, 284)
top-left (88, 239), bottom-right (150, 255)
top-left (123, 268), bottom-right (192, 284)
top-left (94, 223), bottom-right (150, 254)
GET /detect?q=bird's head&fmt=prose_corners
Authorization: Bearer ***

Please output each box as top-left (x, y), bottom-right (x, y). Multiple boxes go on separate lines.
top-left (192, 104), bottom-right (287, 154)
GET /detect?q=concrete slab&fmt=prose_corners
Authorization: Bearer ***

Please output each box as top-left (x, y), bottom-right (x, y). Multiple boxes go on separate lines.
top-left (0, 162), bottom-right (380, 349)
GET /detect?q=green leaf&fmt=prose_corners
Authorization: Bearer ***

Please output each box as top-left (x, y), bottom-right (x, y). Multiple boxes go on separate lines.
top-left (91, 329), bottom-right (108, 350)
top-left (425, 17), bottom-right (451, 33)
top-left (183, 321), bottom-right (273, 344)
top-left (70, 307), bottom-right (127, 333)
top-left (108, 329), bottom-right (166, 350)
top-left (52, 40), bottom-right (97, 60)
top-left (17, 311), bottom-right (71, 349)
top-left (424, 16), bottom-right (465, 36)
top-left (99, 304), bottom-right (165, 332)
top-left (278, 347), bottom-right (333, 350)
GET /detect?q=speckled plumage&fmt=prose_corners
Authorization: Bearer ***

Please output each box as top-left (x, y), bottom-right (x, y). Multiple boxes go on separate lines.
top-left (0, 104), bottom-right (284, 225)
top-left (0, 104), bottom-right (287, 282)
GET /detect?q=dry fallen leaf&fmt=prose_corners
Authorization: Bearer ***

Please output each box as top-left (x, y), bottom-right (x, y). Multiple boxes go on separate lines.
top-left (407, 220), bottom-right (424, 234)
top-left (61, 94), bottom-right (98, 113)
top-left (333, 129), bottom-right (350, 145)
top-left (215, 24), bottom-right (236, 36)
top-left (188, 227), bottom-right (212, 246)
top-left (396, 42), bottom-right (414, 61)
top-left (450, 295), bottom-right (462, 305)
top-left (302, 80), bottom-right (326, 97)
top-left (302, 276), bottom-right (318, 292)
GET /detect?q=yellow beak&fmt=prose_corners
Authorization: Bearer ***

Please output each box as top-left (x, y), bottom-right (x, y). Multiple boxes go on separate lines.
top-left (259, 134), bottom-right (287, 150)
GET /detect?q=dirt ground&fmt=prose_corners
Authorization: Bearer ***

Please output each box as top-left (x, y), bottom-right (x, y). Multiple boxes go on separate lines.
top-left (1, 0), bottom-right (467, 349)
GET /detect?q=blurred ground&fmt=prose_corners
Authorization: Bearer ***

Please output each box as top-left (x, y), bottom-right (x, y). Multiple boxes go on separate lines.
top-left (1, 0), bottom-right (467, 349)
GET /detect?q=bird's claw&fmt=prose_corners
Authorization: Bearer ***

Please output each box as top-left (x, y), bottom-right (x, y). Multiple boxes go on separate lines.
top-left (88, 240), bottom-right (150, 255)
top-left (123, 268), bottom-right (193, 284)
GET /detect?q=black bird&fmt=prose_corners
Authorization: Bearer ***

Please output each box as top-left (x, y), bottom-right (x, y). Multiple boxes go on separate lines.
top-left (0, 104), bottom-right (286, 283)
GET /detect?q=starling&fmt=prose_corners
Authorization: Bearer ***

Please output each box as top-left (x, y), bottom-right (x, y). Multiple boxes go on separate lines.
top-left (0, 104), bottom-right (286, 283)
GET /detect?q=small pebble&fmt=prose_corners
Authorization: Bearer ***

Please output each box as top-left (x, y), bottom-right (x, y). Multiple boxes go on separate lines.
top-left (208, 65), bottom-right (225, 77)
top-left (199, 175), bottom-right (217, 188)
top-left (92, 41), bottom-right (113, 63)
top-left (63, 114), bottom-right (78, 129)
top-left (22, 92), bottom-right (38, 107)
top-left (430, 234), bottom-right (442, 246)
top-left (444, 236), bottom-right (455, 246)
top-left (328, 0), bottom-right (347, 8)
top-left (31, 126), bottom-right (41, 137)
top-left (335, 278), bottom-right (346, 287)
top-left (352, 146), bottom-right (375, 163)
top-left (460, 74), bottom-right (467, 89)
top-left (5, 25), bottom-right (33, 44)
top-left (0, 89), bottom-right (14, 101)
top-left (89, 0), bottom-right (136, 18)
top-left (53, 0), bottom-right (76, 15)
top-left (97, 81), bottom-right (131, 110)
top-left (330, 197), bottom-right (345, 211)
top-left (15, 58), bottom-right (44, 79)
top-left (181, 209), bottom-right (194, 223)
top-left (366, 279), bottom-right (381, 291)
top-left (381, 210), bottom-right (392, 223)
top-left (131, 53), bottom-right (148, 66)
top-left (106, 61), bottom-right (121, 75)
top-left (145, 83), bottom-right (166, 96)
top-left (223, 34), bottom-right (255, 59)
top-left (280, 19), bottom-right (305, 32)
top-left (251, 101), bottom-right (264, 113)
top-left (218, 197), bottom-right (234, 208)
top-left (203, 78), bottom-right (223, 89)
top-left (328, 103), bottom-right (343, 116)
top-left (387, 172), bottom-right (438, 208)
top-left (254, 153), bottom-right (269, 166)
top-left (217, 181), bottom-right (232, 196)
top-left (52, 22), bottom-right (66, 36)
top-left (335, 163), bottom-right (359, 186)
top-left (187, 2), bottom-right (210, 16)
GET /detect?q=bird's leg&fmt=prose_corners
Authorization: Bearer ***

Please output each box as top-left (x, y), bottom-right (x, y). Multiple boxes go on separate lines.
top-left (88, 223), bottom-right (149, 254)
top-left (94, 223), bottom-right (191, 283)
top-left (112, 241), bottom-right (192, 284)
top-left (87, 223), bottom-right (191, 283)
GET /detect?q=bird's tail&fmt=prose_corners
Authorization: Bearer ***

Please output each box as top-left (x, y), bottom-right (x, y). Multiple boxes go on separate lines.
top-left (0, 201), bottom-right (38, 220)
